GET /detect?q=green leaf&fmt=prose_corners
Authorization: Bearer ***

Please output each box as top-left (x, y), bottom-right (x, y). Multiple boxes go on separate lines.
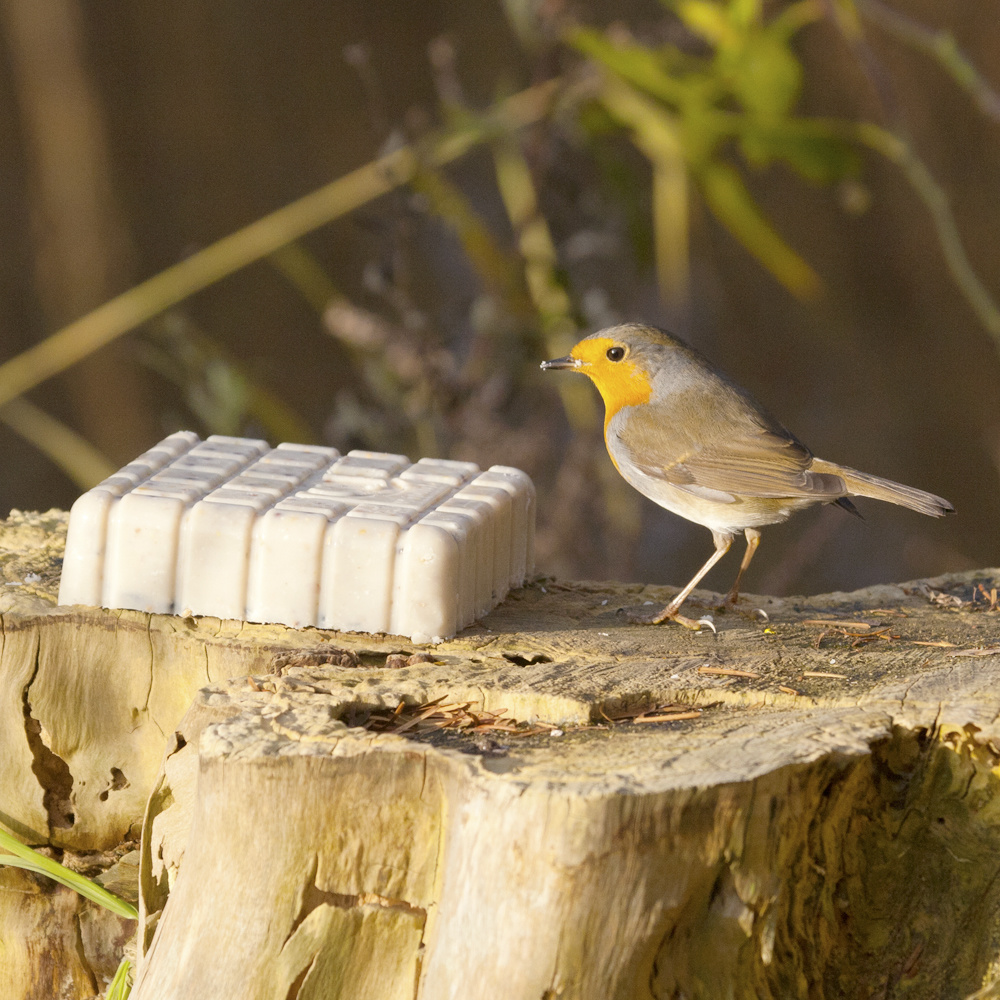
top-left (738, 119), bottom-right (861, 181)
top-left (697, 159), bottom-right (821, 298)
top-left (729, 30), bottom-right (803, 118)
top-left (729, 0), bottom-right (763, 29)
top-left (106, 958), bottom-right (132, 1000)
top-left (595, 71), bottom-right (726, 168)
top-left (769, 0), bottom-right (824, 39)
top-left (567, 26), bottom-right (705, 108)
top-left (0, 829), bottom-right (139, 920)
top-left (675, 0), bottom-right (738, 46)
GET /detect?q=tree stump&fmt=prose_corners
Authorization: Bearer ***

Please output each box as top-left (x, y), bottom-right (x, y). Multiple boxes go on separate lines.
top-left (2, 510), bottom-right (1000, 998)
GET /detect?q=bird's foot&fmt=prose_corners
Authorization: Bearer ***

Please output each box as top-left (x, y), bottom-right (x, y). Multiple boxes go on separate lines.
top-left (670, 612), bottom-right (717, 632)
top-left (715, 594), bottom-right (767, 622)
top-left (618, 605), bottom-right (717, 632)
top-left (717, 590), bottom-right (741, 612)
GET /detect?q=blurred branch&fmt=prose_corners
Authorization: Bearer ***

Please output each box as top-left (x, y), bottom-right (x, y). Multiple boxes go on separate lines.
top-left (857, 123), bottom-right (1000, 343)
top-left (594, 77), bottom-right (690, 310)
top-left (821, 0), bottom-right (901, 124)
top-left (322, 293), bottom-right (463, 458)
top-left (0, 398), bottom-right (116, 488)
top-left (275, 237), bottom-right (457, 458)
top-left (268, 242), bottom-right (339, 313)
top-left (137, 315), bottom-right (315, 443)
top-left (0, 0), bottom-right (159, 457)
top-left (342, 42), bottom-right (391, 143)
top-left (491, 142), bottom-right (574, 334)
top-left (698, 158), bottom-right (822, 299)
top-left (491, 135), bottom-right (641, 542)
top-left (595, 73), bottom-right (822, 301)
top-left (824, 2), bottom-right (1000, 348)
top-left (408, 166), bottom-right (531, 309)
top-left (491, 138), bottom-right (599, 431)
top-left (0, 78), bottom-right (561, 409)
top-left (857, 0), bottom-right (1000, 124)
top-left (267, 245), bottom-right (430, 448)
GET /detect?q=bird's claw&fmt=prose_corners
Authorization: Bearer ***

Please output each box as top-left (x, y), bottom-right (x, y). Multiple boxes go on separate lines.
top-left (675, 613), bottom-right (716, 633)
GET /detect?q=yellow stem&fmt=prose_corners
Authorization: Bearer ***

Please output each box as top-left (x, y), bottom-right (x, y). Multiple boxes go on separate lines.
top-left (0, 79), bottom-right (561, 408)
top-left (0, 398), bottom-right (116, 487)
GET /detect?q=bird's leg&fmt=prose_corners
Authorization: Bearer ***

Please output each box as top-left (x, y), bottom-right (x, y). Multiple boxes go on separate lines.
top-left (722, 527), bottom-right (761, 608)
top-left (628, 532), bottom-right (733, 629)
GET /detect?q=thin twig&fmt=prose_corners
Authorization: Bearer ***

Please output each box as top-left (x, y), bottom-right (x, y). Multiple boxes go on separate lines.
top-left (824, 2), bottom-right (1000, 354)
top-left (856, 122), bottom-right (1000, 345)
top-left (858, 0), bottom-right (1000, 124)
top-left (0, 398), bottom-right (116, 487)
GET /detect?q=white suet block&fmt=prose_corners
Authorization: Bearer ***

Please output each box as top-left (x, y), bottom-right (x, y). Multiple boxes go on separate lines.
top-left (58, 434), bottom-right (535, 643)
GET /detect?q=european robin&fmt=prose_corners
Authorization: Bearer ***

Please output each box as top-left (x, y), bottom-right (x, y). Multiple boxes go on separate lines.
top-left (541, 323), bottom-right (954, 629)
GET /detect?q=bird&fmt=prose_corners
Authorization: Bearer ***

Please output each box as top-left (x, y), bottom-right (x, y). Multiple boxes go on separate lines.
top-left (540, 323), bottom-right (954, 630)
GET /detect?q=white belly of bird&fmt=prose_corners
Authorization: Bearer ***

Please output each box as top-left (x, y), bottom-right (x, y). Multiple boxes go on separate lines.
top-left (605, 424), bottom-right (816, 534)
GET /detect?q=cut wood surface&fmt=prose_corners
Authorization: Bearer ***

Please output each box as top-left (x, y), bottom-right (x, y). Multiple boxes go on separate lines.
top-left (2, 510), bottom-right (1000, 998)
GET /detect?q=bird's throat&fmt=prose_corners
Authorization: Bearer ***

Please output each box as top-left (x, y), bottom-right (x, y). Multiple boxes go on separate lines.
top-left (569, 337), bottom-right (654, 429)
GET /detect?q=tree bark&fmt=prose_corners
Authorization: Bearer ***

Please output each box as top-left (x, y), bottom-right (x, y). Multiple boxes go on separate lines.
top-left (2, 510), bottom-right (1000, 998)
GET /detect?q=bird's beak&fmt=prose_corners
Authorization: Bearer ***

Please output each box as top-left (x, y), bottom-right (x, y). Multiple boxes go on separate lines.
top-left (540, 356), bottom-right (580, 371)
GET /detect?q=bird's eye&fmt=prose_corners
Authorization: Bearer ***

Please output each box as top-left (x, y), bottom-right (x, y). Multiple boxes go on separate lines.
top-left (606, 346), bottom-right (625, 362)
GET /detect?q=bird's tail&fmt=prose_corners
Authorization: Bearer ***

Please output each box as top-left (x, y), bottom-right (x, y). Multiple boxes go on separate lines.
top-left (812, 460), bottom-right (954, 517)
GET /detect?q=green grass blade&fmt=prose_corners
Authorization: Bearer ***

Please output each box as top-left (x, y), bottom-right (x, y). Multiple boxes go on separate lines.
top-left (697, 159), bottom-right (821, 298)
top-left (105, 958), bottom-right (132, 1000)
top-left (0, 829), bottom-right (138, 920)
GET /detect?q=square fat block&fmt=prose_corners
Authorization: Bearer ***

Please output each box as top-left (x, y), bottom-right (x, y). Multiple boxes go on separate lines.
top-left (58, 435), bottom-right (536, 643)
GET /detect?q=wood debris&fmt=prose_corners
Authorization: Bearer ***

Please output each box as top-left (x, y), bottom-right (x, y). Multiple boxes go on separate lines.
top-left (359, 697), bottom-right (551, 737)
top-left (803, 619), bottom-right (898, 648)
top-left (274, 648), bottom-right (360, 672)
top-left (600, 704), bottom-right (703, 724)
top-left (631, 710), bottom-right (702, 723)
top-left (357, 698), bottom-right (707, 740)
top-left (910, 584), bottom-right (967, 608)
top-left (802, 619), bottom-right (880, 631)
top-left (696, 666), bottom-right (759, 679)
top-left (907, 580), bottom-right (1000, 611)
top-left (976, 584), bottom-right (999, 611)
top-left (946, 646), bottom-right (1000, 658)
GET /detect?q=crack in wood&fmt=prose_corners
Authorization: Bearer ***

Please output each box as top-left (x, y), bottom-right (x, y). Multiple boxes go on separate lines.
top-left (283, 953), bottom-right (317, 1000)
top-left (20, 638), bottom-right (75, 832)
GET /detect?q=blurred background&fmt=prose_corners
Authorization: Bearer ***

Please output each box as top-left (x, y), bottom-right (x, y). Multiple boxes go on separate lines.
top-left (0, 0), bottom-right (997, 598)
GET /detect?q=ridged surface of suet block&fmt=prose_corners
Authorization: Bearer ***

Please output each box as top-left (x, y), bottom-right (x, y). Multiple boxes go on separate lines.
top-left (58, 433), bottom-right (535, 642)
